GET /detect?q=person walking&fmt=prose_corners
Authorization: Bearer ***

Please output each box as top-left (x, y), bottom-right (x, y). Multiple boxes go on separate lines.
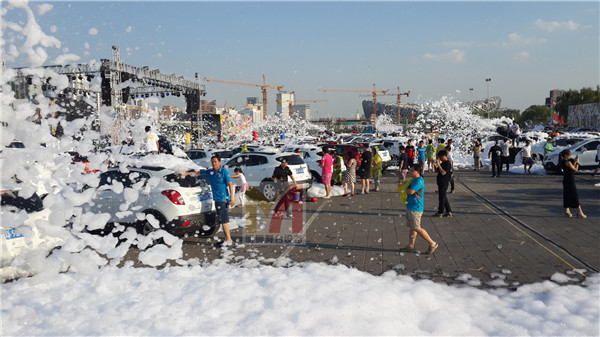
top-left (319, 146), bottom-right (333, 198)
top-left (178, 155), bottom-right (234, 246)
top-left (445, 145), bottom-right (455, 194)
top-left (397, 145), bottom-right (409, 183)
top-left (402, 164), bottom-right (438, 254)
top-left (472, 140), bottom-right (482, 171)
top-left (144, 126), bottom-right (159, 154)
top-left (417, 140), bottom-right (427, 175)
top-left (272, 158), bottom-right (298, 218)
top-left (559, 150), bottom-right (586, 218)
top-left (488, 140), bottom-right (503, 177)
top-left (426, 139), bottom-right (435, 172)
top-left (433, 150), bottom-right (452, 218)
top-left (230, 167), bottom-right (248, 207)
top-left (501, 139), bottom-right (511, 172)
top-left (405, 139), bottom-right (415, 169)
top-left (521, 140), bottom-right (534, 174)
top-left (371, 147), bottom-right (383, 192)
top-left (342, 154), bottom-right (357, 196)
top-left (359, 146), bottom-right (372, 194)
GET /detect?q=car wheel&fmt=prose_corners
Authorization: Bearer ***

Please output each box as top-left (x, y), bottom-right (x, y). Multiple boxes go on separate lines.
top-left (197, 212), bottom-right (219, 238)
top-left (311, 170), bottom-right (322, 184)
top-left (134, 212), bottom-right (166, 246)
top-left (260, 181), bottom-right (278, 201)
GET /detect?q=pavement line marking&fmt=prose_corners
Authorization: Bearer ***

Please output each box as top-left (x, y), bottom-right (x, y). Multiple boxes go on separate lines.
top-left (278, 200), bottom-right (329, 259)
top-left (458, 183), bottom-right (588, 277)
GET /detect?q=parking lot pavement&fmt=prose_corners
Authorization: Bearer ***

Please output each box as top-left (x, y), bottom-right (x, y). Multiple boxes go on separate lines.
top-left (130, 169), bottom-right (599, 287)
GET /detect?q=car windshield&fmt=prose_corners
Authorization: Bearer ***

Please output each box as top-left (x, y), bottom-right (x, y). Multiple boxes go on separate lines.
top-left (277, 155), bottom-right (305, 165)
top-left (164, 173), bottom-right (209, 188)
top-left (1, 191), bottom-right (43, 213)
top-left (214, 150), bottom-right (233, 158)
top-left (554, 138), bottom-right (583, 147)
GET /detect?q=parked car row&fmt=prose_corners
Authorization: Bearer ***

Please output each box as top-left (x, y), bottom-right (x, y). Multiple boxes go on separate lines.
top-left (543, 138), bottom-right (600, 173)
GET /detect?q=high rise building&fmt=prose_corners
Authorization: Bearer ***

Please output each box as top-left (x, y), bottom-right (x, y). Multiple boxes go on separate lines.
top-left (545, 89), bottom-right (563, 109)
top-left (276, 92), bottom-right (295, 118)
top-left (293, 104), bottom-right (310, 120)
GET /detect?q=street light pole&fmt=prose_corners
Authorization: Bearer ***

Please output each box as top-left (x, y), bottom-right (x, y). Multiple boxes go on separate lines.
top-left (469, 88), bottom-right (473, 108)
top-left (485, 78), bottom-right (492, 118)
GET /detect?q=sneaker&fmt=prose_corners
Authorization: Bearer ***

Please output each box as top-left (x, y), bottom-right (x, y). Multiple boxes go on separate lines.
top-left (432, 213), bottom-right (443, 218)
top-left (450, 190), bottom-right (455, 194)
top-left (323, 195), bottom-right (331, 199)
top-left (425, 243), bottom-right (439, 254)
top-left (443, 213), bottom-right (453, 218)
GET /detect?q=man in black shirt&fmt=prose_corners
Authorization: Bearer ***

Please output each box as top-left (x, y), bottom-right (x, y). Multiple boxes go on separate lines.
top-left (272, 159), bottom-right (297, 217)
top-left (433, 150), bottom-right (453, 218)
top-left (397, 145), bottom-right (410, 183)
top-left (488, 140), bottom-right (503, 177)
top-left (273, 159), bottom-right (297, 185)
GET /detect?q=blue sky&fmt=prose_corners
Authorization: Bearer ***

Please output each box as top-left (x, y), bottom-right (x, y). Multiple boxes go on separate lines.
top-left (3, 1), bottom-right (599, 118)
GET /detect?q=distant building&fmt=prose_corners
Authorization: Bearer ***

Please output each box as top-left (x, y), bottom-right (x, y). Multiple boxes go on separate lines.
top-left (239, 103), bottom-right (263, 123)
top-left (276, 92), bottom-right (295, 118)
top-left (292, 104), bottom-right (311, 120)
top-left (545, 89), bottom-right (563, 109)
top-left (247, 97), bottom-right (259, 105)
top-left (160, 105), bottom-right (180, 120)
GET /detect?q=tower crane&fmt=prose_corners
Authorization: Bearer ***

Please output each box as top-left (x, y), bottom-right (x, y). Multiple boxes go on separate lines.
top-left (319, 84), bottom-right (388, 121)
top-left (276, 94), bottom-right (328, 117)
top-left (204, 75), bottom-right (283, 119)
top-left (360, 87), bottom-right (410, 122)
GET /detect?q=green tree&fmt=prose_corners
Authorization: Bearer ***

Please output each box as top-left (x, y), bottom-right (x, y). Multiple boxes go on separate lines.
top-left (519, 105), bottom-right (553, 125)
top-left (555, 86), bottom-right (600, 122)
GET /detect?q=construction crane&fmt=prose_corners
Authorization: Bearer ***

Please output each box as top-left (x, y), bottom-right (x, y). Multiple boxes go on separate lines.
top-left (360, 87), bottom-right (410, 122)
top-left (319, 84), bottom-right (388, 121)
top-left (276, 94), bottom-right (328, 117)
top-left (204, 75), bottom-right (283, 119)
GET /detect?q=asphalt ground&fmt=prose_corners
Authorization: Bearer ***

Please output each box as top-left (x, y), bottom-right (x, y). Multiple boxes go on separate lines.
top-left (126, 168), bottom-right (600, 288)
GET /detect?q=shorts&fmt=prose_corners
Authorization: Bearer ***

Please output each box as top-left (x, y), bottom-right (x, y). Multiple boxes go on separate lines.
top-left (523, 157), bottom-right (534, 166)
top-left (406, 209), bottom-right (423, 230)
top-left (322, 172), bottom-right (332, 185)
top-left (473, 155), bottom-right (480, 159)
top-left (215, 201), bottom-right (230, 224)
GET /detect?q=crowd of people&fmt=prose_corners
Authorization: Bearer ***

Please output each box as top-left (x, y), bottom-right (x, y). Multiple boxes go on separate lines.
top-left (164, 122), bottom-right (595, 249)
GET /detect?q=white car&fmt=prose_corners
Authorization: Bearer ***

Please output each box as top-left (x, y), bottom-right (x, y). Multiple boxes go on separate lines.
top-left (1, 189), bottom-right (66, 281)
top-left (224, 151), bottom-right (312, 201)
top-left (543, 138), bottom-right (600, 173)
top-left (369, 143), bottom-right (392, 170)
top-left (282, 145), bottom-right (347, 184)
top-left (518, 133), bottom-right (596, 162)
top-left (82, 166), bottom-right (218, 238)
top-left (185, 149), bottom-right (234, 168)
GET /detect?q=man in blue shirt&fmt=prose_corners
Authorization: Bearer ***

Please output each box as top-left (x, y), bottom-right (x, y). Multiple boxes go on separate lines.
top-left (403, 163), bottom-right (438, 254)
top-left (180, 155), bottom-right (235, 246)
top-left (417, 140), bottom-right (427, 175)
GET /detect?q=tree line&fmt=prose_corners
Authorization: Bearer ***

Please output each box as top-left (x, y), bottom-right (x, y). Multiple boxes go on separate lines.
top-left (473, 85), bottom-right (599, 127)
